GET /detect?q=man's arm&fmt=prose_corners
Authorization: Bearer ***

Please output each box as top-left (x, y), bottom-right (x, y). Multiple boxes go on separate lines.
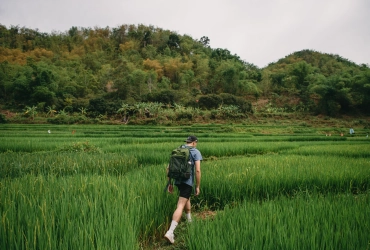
top-left (166, 164), bottom-right (173, 193)
top-left (194, 160), bottom-right (201, 195)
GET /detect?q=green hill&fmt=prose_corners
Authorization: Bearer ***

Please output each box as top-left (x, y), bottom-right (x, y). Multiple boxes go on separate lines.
top-left (0, 24), bottom-right (369, 125)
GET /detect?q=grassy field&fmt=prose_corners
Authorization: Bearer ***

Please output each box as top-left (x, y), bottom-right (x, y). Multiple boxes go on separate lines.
top-left (0, 124), bottom-right (369, 249)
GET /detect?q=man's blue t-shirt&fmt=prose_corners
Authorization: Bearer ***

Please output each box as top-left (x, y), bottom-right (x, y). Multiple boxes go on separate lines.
top-left (175, 145), bottom-right (203, 187)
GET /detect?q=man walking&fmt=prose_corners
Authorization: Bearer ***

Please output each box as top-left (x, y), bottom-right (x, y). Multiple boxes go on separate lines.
top-left (164, 135), bottom-right (203, 244)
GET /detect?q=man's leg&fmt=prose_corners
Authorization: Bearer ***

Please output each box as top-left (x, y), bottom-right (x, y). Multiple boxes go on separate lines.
top-left (172, 197), bottom-right (189, 222)
top-left (165, 184), bottom-right (193, 244)
top-left (184, 198), bottom-right (192, 222)
top-left (165, 197), bottom-right (189, 244)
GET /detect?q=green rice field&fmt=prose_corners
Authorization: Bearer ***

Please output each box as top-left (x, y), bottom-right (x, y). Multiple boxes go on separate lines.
top-left (0, 124), bottom-right (369, 249)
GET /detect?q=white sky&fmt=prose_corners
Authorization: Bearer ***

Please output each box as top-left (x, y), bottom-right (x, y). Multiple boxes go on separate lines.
top-left (1, 0), bottom-right (369, 68)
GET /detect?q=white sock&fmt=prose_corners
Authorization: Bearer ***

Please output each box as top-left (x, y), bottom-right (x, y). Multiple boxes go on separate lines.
top-left (186, 213), bottom-right (192, 221)
top-left (168, 220), bottom-right (178, 233)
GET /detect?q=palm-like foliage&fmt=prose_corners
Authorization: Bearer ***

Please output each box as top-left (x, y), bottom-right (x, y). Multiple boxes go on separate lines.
top-left (58, 109), bottom-right (68, 116)
top-left (24, 106), bottom-right (38, 120)
top-left (46, 106), bottom-right (57, 117)
top-left (134, 102), bottom-right (149, 118)
top-left (117, 103), bottom-right (130, 123)
top-left (78, 107), bottom-right (88, 116)
top-left (146, 102), bottom-right (163, 117)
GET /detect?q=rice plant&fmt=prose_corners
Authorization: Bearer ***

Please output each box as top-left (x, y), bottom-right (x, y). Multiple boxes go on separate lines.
top-left (187, 193), bottom-right (370, 250)
top-left (0, 124), bottom-right (369, 249)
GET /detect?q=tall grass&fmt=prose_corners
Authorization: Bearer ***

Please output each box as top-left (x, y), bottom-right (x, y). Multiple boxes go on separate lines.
top-left (195, 155), bottom-right (370, 209)
top-left (0, 175), bottom-right (139, 249)
top-left (0, 124), bottom-right (369, 249)
top-left (0, 152), bottom-right (138, 178)
top-left (0, 167), bottom-right (175, 250)
top-left (288, 143), bottom-right (370, 158)
top-left (187, 193), bottom-right (370, 250)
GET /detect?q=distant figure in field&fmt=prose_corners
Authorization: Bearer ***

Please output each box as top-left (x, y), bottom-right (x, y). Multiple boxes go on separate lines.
top-left (349, 128), bottom-right (354, 135)
top-left (340, 133), bottom-right (344, 136)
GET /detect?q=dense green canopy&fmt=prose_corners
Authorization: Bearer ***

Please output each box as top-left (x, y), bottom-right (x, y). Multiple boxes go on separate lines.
top-left (0, 24), bottom-right (369, 117)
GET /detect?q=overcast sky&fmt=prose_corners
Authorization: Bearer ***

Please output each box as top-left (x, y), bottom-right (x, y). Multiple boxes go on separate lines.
top-left (1, 0), bottom-right (369, 68)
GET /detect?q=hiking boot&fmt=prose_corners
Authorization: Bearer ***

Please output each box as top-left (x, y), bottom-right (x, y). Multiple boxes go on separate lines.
top-left (164, 231), bottom-right (175, 244)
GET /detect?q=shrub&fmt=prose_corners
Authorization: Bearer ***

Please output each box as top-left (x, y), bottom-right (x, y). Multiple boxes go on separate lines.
top-left (235, 97), bottom-right (252, 113)
top-left (210, 110), bottom-right (219, 119)
top-left (219, 93), bottom-right (237, 105)
top-left (0, 113), bottom-right (7, 123)
top-left (198, 94), bottom-right (223, 109)
top-left (176, 111), bottom-right (193, 120)
top-left (218, 93), bottom-right (253, 114)
top-left (146, 90), bottom-right (176, 105)
top-left (88, 97), bottom-right (107, 114)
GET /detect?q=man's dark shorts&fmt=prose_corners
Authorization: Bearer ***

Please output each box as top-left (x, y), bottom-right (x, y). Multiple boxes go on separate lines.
top-left (175, 183), bottom-right (192, 199)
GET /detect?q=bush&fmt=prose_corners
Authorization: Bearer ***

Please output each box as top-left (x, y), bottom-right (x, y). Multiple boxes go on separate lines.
top-left (198, 94), bottom-right (223, 109)
top-left (88, 97), bottom-right (107, 114)
top-left (64, 105), bottom-right (73, 113)
top-left (146, 90), bottom-right (177, 105)
top-left (235, 97), bottom-right (253, 113)
top-left (0, 113), bottom-right (7, 123)
top-left (176, 111), bottom-right (193, 120)
top-left (219, 93), bottom-right (252, 114)
top-left (210, 110), bottom-right (219, 119)
top-left (220, 93), bottom-right (237, 105)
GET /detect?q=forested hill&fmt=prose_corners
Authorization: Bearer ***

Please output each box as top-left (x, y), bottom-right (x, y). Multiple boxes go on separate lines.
top-left (260, 50), bottom-right (370, 116)
top-left (0, 24), bottom-right (369, 123)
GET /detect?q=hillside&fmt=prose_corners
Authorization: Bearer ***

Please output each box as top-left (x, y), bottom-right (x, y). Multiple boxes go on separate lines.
top-left (0, 24), bottom-right (369, 125)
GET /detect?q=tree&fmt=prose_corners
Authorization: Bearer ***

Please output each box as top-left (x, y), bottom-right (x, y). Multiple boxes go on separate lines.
top-left (179, 35), bottom-right (194, 54)
top-left (143, 59), bottom-right (163, 80)
top-left (199, 36), bottom-right (210, 47)
top-left (238, 80), bottom-right (260, 98)
top-left (146, 90), bottom-right (176, 105)
top-left (309, 75), bottom-right (352, 116)
top-left (141, 29), bottom-right (152, 48)
top-left (32, 86), bottom-right (55, 105)
top-left (130, 69), bottom-right (147, 96)
top-left (209, 60), bottom-right (240, 94)
top-left (289, 61), bottom-right (315, 102)
top-left (146, 70), bottom-right (157, 93)
top-left (0, 61), bottom-right (16, 101)
top-left (88, 97), bottom-right (107, 116)
top-left (211, 48), bottom-right (233, 61)
top-left (167, 33), bottom-right (180, 50)
top-left (351, 69), bottom-right (370, 113)
top-left (163, 58), bottom-right (193, 85)
top-left (111, 25), bottom-right (127, 48)
top-left (179, 69), bottom-right (195, 91)
top-left (11, 69), bottom-right (33, 103)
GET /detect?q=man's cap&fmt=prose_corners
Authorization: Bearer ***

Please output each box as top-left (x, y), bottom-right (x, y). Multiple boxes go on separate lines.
top-left (185, 135), bottom-right (198, 143)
